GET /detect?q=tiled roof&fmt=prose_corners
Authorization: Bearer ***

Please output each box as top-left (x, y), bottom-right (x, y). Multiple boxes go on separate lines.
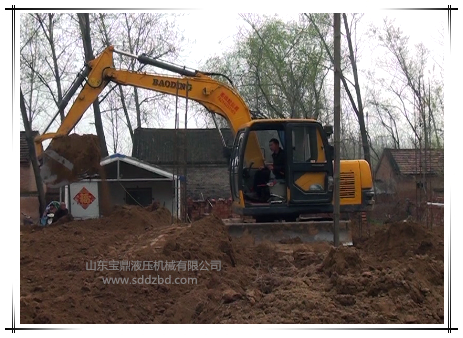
top-left (132, 127), bottom-right (279, 165)
top-left (379, 148), bottom-right (444, 175)
top-left (132, 128), bottom-right (234, 165)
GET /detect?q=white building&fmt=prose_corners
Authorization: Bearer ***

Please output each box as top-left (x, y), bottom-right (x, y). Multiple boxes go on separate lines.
top-left (66, 154), bottom-right (181, 219)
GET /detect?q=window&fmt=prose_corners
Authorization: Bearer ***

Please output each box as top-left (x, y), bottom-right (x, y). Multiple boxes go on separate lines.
top-left (292, 126), bottom-right (318, 163)
top-left (125, 187), bottom-right (152, 206)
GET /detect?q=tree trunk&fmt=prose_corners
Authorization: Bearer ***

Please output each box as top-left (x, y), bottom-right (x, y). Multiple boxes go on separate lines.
top-left (124, 13), bottom-right (143, 129)
top-left (47, 14), bottom-right (65, 122)
top-left (342, 13), bottom-right (371, 166)
top-left (97, 14), bottom-right (134, 142)
top-left (20, 88), bottom-right (47, 216)
top-left (77, 13), bottom-right (109, 157)
top-left (118, 85), bottom-right (134, 140)
top-left (134, 87), bottom-right (142, 128)
top-left (306, 13), bottom-right (371, 167)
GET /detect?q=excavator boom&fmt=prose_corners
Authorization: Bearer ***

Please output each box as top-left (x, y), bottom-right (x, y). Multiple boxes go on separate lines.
top-left (35, 45), bottom-right (264, 187)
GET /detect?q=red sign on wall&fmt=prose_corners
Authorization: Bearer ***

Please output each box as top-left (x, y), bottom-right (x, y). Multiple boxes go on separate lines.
top-left (73, 187), bottom-right (96, 210)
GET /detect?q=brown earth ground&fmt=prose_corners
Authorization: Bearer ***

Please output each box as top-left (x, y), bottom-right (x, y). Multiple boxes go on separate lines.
top-left (20, 206), bottom-right (444, 324)
top-left (22, 134), bottom-right (444, 324)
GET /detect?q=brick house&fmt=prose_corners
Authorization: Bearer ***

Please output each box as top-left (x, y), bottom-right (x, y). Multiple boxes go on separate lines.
top-left (374, 148), bottom-right (444, 223)
top-left (20, 131), bottom-right (43, 221)
top-left (375, 148), bottom-right (444, 196)
top-left (132, 127), bottom-right (234, 200)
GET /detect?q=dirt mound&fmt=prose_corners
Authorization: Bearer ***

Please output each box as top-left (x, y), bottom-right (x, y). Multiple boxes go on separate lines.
top-left (20, 215), bottom-right (444, 324)
top-left (321, 246), bottom-right (363, 276)
top-left (46, 134), bottom-right (101, 184)
top-left (108, 205), bottom-right (173, 231)
top-left (145, 201), bottom-right (160, 212)
top-left (363, 221), bottom-right (443, 259)
top-left (160, 215), bottom-right (238, 266)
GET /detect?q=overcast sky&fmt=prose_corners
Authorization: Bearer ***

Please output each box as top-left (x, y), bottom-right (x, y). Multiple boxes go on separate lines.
top-left (179, 11), bottom-right (444, 67)
top-left (161, 11), bottom-right (446, 129)
top-left (15, 7), bottom-right (450, 151)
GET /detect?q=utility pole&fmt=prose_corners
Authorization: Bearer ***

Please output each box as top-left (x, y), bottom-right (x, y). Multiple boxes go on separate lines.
top-left (333, 13), bottom-right (341, 247)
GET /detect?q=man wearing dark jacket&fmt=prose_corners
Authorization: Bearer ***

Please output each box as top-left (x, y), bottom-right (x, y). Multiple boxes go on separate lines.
top-left (267, 138), bottom-right (285, 179)
top-left (252, 138), bottom-right (286, 200)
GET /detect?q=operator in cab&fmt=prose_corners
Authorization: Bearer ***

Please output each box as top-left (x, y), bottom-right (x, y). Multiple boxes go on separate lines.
top-left (253, 138), bottom-right (286, 200)
top-left (266, 138), bottom-right (285, 179)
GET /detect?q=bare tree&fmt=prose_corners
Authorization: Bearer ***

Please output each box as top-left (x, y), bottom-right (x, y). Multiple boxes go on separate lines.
top-left (342, 13), bottom-right (371, 165)
top-left (96, 13), bottom-right (134, 142)
top-left (77, 13), bottom-right (109, 157)
top-left (20, 88), bottom-right (47, 215)
top-left (368, 92), bottom-right (401, 149)
top-left (117, 13), bottom-right (180, 128)
top-left (20, 13), bottom-right (78, 130)
top-left (20, 15), bottom-right (44, 129)
top-left (305, 13), bottom-right (371, 166)
top-left (374, 19), bottom-right (444, 149)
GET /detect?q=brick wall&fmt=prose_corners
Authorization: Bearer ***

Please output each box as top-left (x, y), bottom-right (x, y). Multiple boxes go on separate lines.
top-left (374, 156), bottom-right (444, 223)
top-left (167, 165), bottom-right (231, 199)
top-left (20, 164), bottom-right (37, 192)
top-left (373, 177), bottom-right (444, 223)
top-left (375, 156), bottom-right (397, 190)
top-left (20, 162), bottom-right (48, 195)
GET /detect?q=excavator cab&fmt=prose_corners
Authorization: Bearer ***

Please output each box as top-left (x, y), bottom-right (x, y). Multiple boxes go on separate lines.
top-left (229, 119), bottom-right (336, 221)
top-left (226, 119), bottom-right (343, 243)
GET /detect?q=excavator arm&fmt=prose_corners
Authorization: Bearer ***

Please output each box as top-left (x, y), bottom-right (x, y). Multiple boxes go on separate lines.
top-left (34, 45), bottom-right (264, 170)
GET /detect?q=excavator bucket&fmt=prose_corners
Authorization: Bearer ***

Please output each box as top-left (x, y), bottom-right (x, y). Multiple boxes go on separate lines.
top-left (40, 149), bottom-right (75, 188)
top-left (223, 219), bottom-right (353, 246)
top-left (38, 134), bottom-right (102, 188)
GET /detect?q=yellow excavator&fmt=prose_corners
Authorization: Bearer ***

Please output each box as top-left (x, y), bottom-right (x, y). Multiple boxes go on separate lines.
top-left (34, 45), bottom-right (374, 244)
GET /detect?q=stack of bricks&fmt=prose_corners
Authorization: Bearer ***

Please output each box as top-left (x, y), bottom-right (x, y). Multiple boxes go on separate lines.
top-left (186, 197), bottom-right (237, 221)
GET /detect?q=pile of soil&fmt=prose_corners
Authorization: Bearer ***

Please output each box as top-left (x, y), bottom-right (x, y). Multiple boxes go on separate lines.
top-left (20, 213), bottom-right (444, 324)
top-left (361, 221), bottom-right (444, 260)
top-left (321, 246), bottom-right (364, 276)
top-left (45, 134), bottom-right (102, 184)
top-left (108, 205), bottom-right (173, 231)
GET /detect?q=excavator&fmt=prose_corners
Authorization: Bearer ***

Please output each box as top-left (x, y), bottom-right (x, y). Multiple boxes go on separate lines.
top-left (34, 45), bottom-right (374, 244)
